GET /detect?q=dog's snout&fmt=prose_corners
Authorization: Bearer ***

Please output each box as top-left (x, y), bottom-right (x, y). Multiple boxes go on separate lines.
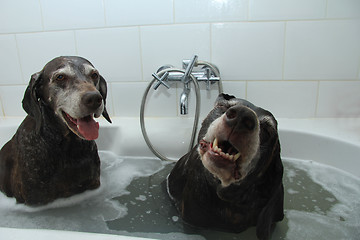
top-left (82, 91), bottom-right (103, 111)
top-left (225, 106), bottom-right (257, 132)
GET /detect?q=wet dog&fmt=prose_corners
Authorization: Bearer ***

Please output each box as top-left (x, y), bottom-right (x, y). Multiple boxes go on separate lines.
top-left (167, 93), bottom-right (284, 240)
top-left (0, 56), bottom-right (112, 205)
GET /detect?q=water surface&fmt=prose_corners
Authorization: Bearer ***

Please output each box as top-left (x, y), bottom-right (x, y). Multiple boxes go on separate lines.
top-left (0, 151), bottom-right (359, 239)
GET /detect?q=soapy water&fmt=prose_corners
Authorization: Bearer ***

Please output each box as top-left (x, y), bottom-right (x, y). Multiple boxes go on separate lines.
top-left (0, 151), bottom-right (359, 239)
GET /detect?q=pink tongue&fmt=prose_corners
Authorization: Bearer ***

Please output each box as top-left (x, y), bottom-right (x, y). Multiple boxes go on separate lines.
top-left (77, 116), bottom-right (99, 140)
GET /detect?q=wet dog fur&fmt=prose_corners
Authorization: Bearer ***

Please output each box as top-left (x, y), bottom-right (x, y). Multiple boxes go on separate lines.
top-left (0, 56), bottom-right (112, 205)
top-left (167, 93), bottom-right (284, 240)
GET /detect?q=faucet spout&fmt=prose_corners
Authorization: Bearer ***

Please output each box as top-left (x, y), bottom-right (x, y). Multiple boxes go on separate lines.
top-left (180, 85), bottom-right (190, 115)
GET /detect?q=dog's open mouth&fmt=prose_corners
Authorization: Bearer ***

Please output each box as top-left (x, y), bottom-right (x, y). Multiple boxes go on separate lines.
top-left (200, 138), bottom-right (242, 179)
top-left (62, 111), bottom-right (99, 140)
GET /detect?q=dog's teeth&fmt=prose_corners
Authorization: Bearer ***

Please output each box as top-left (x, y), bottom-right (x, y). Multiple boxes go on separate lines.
top-left (213, 138), bottom-right (218, 148)
top-left (213, 145), bottom-right (218, 152)
top-left (229, 154), bottom-right (234, 161)
top-left (214, 145), bottom-right (222, 154)
top-left (234, 152), bottom-right (241, 161)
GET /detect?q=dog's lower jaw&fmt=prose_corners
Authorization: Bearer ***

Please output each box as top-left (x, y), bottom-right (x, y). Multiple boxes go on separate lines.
top-left (58, 110), bottom-right (100, 141)
top-left (199, 148), bottom-right (261, 187)
top-left (200, 153), bottom-right (237, 187)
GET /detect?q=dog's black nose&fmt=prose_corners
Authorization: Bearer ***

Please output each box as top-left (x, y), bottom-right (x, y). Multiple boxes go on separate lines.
top-left (82, 91), bottom-right (103, 110)
top-left (225, 106), bottom-right (257, 132)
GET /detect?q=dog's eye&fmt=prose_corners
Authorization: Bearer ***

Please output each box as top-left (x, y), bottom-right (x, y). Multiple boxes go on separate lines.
top-left (56, 74), bottom-right (65, 81)
top-left (91, 72), bottom-right (99, 79)
top-left (215, 104), bottom-right (229, 114)
top-left (219, 106), bottom-right (228, 114)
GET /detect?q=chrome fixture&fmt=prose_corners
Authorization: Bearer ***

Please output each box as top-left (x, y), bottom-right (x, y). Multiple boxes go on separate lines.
top-left (151, 55), bottom-right (222, 115)
top-left (180, 86), bottom-right (190, 115)
top-left (140, 55), bottom-right (222, 161)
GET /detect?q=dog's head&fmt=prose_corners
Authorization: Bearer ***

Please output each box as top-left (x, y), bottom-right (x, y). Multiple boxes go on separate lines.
top-left (198, 93), bottom-right (279, 186)
top-left (22, 56), bottom-right (112, 140)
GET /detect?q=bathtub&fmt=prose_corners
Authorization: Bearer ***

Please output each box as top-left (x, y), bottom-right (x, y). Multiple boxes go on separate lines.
top-left (0, 117), bottom-right (359, 239)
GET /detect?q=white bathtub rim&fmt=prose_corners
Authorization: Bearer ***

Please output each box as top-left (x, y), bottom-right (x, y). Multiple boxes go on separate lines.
top-left (1, 116), bottom-right (359, 144)
top-left (0, 227), bottom-right (150, 240)
top-left (1, 117), bottom-right (360, 172)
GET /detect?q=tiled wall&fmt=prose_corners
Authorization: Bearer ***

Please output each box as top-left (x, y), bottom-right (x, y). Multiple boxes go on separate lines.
top-left (0, 0), bottom-right (359, 119)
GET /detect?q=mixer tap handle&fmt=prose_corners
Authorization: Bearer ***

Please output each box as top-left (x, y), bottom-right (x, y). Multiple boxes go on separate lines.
top-left (152, 72), bottom-right (170, 90)
top-left (182, 55), bottom-right (198, 84)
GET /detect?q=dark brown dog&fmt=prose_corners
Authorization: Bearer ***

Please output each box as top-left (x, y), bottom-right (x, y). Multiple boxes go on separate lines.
top-left (0, 56), bottom-right (112, 205)
top-left (167, 93), bottom-right (284, 240)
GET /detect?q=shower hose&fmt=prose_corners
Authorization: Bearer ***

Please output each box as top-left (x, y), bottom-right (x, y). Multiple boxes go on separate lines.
top-left (140, 61), bottom-right (223, 162)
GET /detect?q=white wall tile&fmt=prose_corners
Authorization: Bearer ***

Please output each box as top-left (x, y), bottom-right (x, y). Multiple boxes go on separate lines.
top-left (40, 0), bottom-right (105, 30)
top-left (222, 81), bottom-right (247, 99)
top-left (175, 0), bottom-right (248, 23)
top-left (0, 35), bottom-right (23, 84)
top-left (317, 81), bottom-right (360, 117)
top-left (144, 82), bottom-right (178, 117)
top-left (105, 0), bottom-right (173, 26)
top-left (0, 0), bottom-right (42, 33)
top-left (187, 80), bottom-right (247, 119)
top-left (16, 31), bottom-right (77, 82)
top-left (0, 99), bottom-right (3, 116)
top-left (212, 22), bottom-right (285, 80)
top-left (76, 27), bottom-right (142, 82)
top-left (284, 20), bottom-right (360, 80)
top-left (0, 85), bottom-right (27, 116)
top-left (141, 24), bottom-right (211, 81)
top-left (249, 0), bottom-right (326, 20)
top-left (327, 0), bottom-right (360, 18)
top-left (0, 0), bottom-right (360, 119)
top-left (112, 82), bottom-right (177, 117)
top-left (247, 81), bottom-right (318, 118)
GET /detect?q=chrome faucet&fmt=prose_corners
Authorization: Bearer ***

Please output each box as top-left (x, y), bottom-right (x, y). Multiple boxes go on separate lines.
top-left (180, 83), bottom-right (190, 115)
top-left (151, 55), bottom-right (221, 115)
top-left (141, 55), bottom-right (222, 161)
top-left (179, 55), bottom-right (197, 115)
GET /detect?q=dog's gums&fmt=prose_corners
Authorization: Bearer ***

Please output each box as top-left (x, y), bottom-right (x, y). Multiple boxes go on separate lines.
top-left (199, 138), bottom-right (243, 181)
top-left (199, 138), bottom-right (241, 162)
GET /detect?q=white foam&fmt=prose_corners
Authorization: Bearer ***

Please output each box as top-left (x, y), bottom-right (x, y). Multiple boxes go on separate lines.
top-left (135, 195), bottom-right (147, 201)
top-left (284, 158), bottom-right (360, 239)
top-left (0, 151), bottom-right (164, 233)
top-left (286, 168), bottom-right (297, 182)
top-left (287, 188), bottom-right (299, 195)
top-left (1, 154), bottom-right (359, 239)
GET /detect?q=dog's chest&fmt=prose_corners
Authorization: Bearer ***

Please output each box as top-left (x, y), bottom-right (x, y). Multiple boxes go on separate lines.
top-left (17, 130), bottom-right (98, 175)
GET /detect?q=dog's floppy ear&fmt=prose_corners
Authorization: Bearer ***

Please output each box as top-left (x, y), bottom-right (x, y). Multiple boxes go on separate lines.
top-left (22, 72), bottom-right (44, 133)
top-left (99, 75), bottom-right (112, 123)
top-left (256, 142), bottom-right (284, 240)
top-left (215, 93), bottom-right (236, 106)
